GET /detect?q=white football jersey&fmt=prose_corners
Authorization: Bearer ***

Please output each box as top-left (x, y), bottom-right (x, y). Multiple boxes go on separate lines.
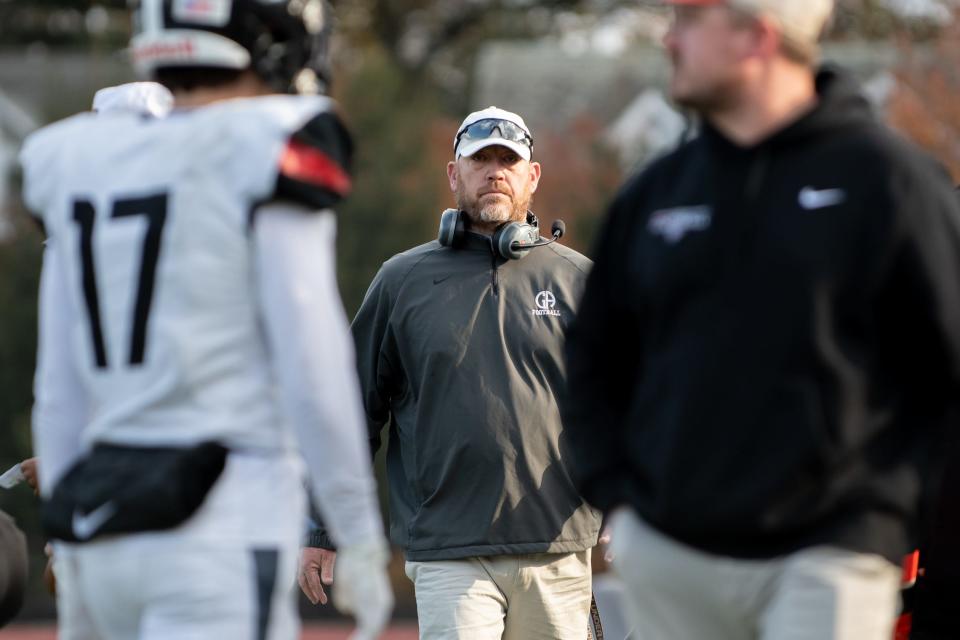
top-left (21, 95), bottom-right (353, 452)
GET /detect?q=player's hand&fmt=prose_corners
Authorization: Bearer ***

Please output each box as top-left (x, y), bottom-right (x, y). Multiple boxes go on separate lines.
top-left (298, 547), bottom-right (336, 605)
top-left (333, 539), bottom-right (394, 640)
top-left (43, 543), bottom-right (57, 596)
top-left (20, 458), bottom-right (39, 495)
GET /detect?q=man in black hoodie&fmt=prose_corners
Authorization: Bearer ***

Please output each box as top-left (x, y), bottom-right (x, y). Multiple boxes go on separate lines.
top-left (564, 1), bottom-right (960, 638)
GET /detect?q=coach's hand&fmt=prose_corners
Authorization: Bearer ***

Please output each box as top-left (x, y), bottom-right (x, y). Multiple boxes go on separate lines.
top-left (599, 525), bottom-right (614, 563)
top-left (298, 547), bottom-right (336, 605)
top-left (334, 539), bottom-right (394, 640)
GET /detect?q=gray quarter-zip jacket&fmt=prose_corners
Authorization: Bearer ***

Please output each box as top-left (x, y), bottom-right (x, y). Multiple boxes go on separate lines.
top-left (346, 230), bottom-right (601, 561)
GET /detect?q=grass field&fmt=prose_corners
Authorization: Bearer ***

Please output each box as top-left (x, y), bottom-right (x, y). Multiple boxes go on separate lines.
top-left (0, 624), bottom-right (420, 639)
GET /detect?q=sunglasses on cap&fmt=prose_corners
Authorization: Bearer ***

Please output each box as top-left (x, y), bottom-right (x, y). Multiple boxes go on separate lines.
top-left (454, 118), bottom-right (533, 153)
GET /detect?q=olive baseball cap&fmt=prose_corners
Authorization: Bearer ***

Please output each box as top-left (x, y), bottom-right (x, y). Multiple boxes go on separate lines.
top-left (666, 0), bottom-right (833, 58)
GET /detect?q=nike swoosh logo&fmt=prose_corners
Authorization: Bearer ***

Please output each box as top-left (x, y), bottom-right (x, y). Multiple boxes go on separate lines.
top-left (798, 186), bottom-right (846, 210)
top-left (433, 276), bottom-right (452, 285)
top-left (72, 501), bottom-right (118, 540)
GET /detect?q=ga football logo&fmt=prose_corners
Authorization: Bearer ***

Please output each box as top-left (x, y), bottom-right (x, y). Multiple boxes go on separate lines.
top-left (532, 290), bottom-right (561, 317)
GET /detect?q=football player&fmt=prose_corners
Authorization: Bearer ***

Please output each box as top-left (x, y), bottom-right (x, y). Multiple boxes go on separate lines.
top-left (20, 1), bottom-right (392, 638)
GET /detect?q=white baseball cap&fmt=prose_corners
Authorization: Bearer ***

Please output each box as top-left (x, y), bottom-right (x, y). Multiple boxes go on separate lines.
top-left (666, 0), bottom-right (833, 58)
top-left (454, 106), bottom-right (534, 161)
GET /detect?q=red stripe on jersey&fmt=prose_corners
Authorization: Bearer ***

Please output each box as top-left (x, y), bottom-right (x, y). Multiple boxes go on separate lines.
top-left (279, 140), bottom-right (352, 196)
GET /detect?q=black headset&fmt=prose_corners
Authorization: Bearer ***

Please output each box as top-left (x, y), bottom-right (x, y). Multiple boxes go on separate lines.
top-left (437, 209), bottom-right (566, 260)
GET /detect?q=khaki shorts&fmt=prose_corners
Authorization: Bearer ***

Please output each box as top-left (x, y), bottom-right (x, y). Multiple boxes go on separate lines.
top-left (608, 507), bottom-right (902, 640)
top-left (405, 551), bottom-right (592, 640)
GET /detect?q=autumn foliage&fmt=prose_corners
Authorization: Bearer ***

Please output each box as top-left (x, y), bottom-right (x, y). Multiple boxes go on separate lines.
top-left (887, 10), bottom-right (960, 180)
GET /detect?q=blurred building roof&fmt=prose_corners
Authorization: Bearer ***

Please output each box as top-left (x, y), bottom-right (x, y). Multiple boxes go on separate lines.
top-left (0, 48), bottom-right (133, 238)
top-left (474, 39), bottom-right (902, 171)
top-left (0, 48), bottom-right (134, 123)
top-left (883, 0), bottom-right (954, 23)
top-left (474, 40), bottom-right (899, 129)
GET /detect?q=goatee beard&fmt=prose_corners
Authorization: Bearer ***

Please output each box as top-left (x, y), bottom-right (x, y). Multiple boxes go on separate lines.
top-left (478, 201), bottom-right (514, 223)
top-left (457, 191), bottom-right (531, 227)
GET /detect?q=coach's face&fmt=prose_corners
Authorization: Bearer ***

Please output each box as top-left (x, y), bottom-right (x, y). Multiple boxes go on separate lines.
top-left (663, 5), bottom-right (754, 113)
top-left (447, 145), bottom-right (541, 228)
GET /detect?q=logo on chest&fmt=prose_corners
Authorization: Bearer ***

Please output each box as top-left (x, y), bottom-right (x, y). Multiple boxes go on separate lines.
top-left (798, 186), bottom-right (846, 211)
top-left (532, 290), bottom-right (561, 317)
top-left (648, 206), bottom-right (712, 244)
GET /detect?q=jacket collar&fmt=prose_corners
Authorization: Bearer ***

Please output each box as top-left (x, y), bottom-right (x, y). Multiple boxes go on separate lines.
top-left (460, 230), bottom-right (495, 253)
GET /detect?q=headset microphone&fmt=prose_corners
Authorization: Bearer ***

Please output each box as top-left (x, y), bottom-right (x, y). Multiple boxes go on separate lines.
top-left (551, 220), bottom-right (565, 240)
top-left (438, 208), bottom-right (567, 260)
top-left (498, 217), bottom-right (566, 259)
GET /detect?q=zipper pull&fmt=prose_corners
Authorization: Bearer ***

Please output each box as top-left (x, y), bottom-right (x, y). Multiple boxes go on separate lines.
top-left (488, 238), bottom-right (500, 296)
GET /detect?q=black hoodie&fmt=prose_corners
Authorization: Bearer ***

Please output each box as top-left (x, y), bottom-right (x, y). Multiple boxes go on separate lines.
top-left (564, 69), bottom-right (960, 563)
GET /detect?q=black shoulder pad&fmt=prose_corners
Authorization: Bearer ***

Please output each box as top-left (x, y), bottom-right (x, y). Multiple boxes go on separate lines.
top-left (274, 110), bottom-right (354, 211)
